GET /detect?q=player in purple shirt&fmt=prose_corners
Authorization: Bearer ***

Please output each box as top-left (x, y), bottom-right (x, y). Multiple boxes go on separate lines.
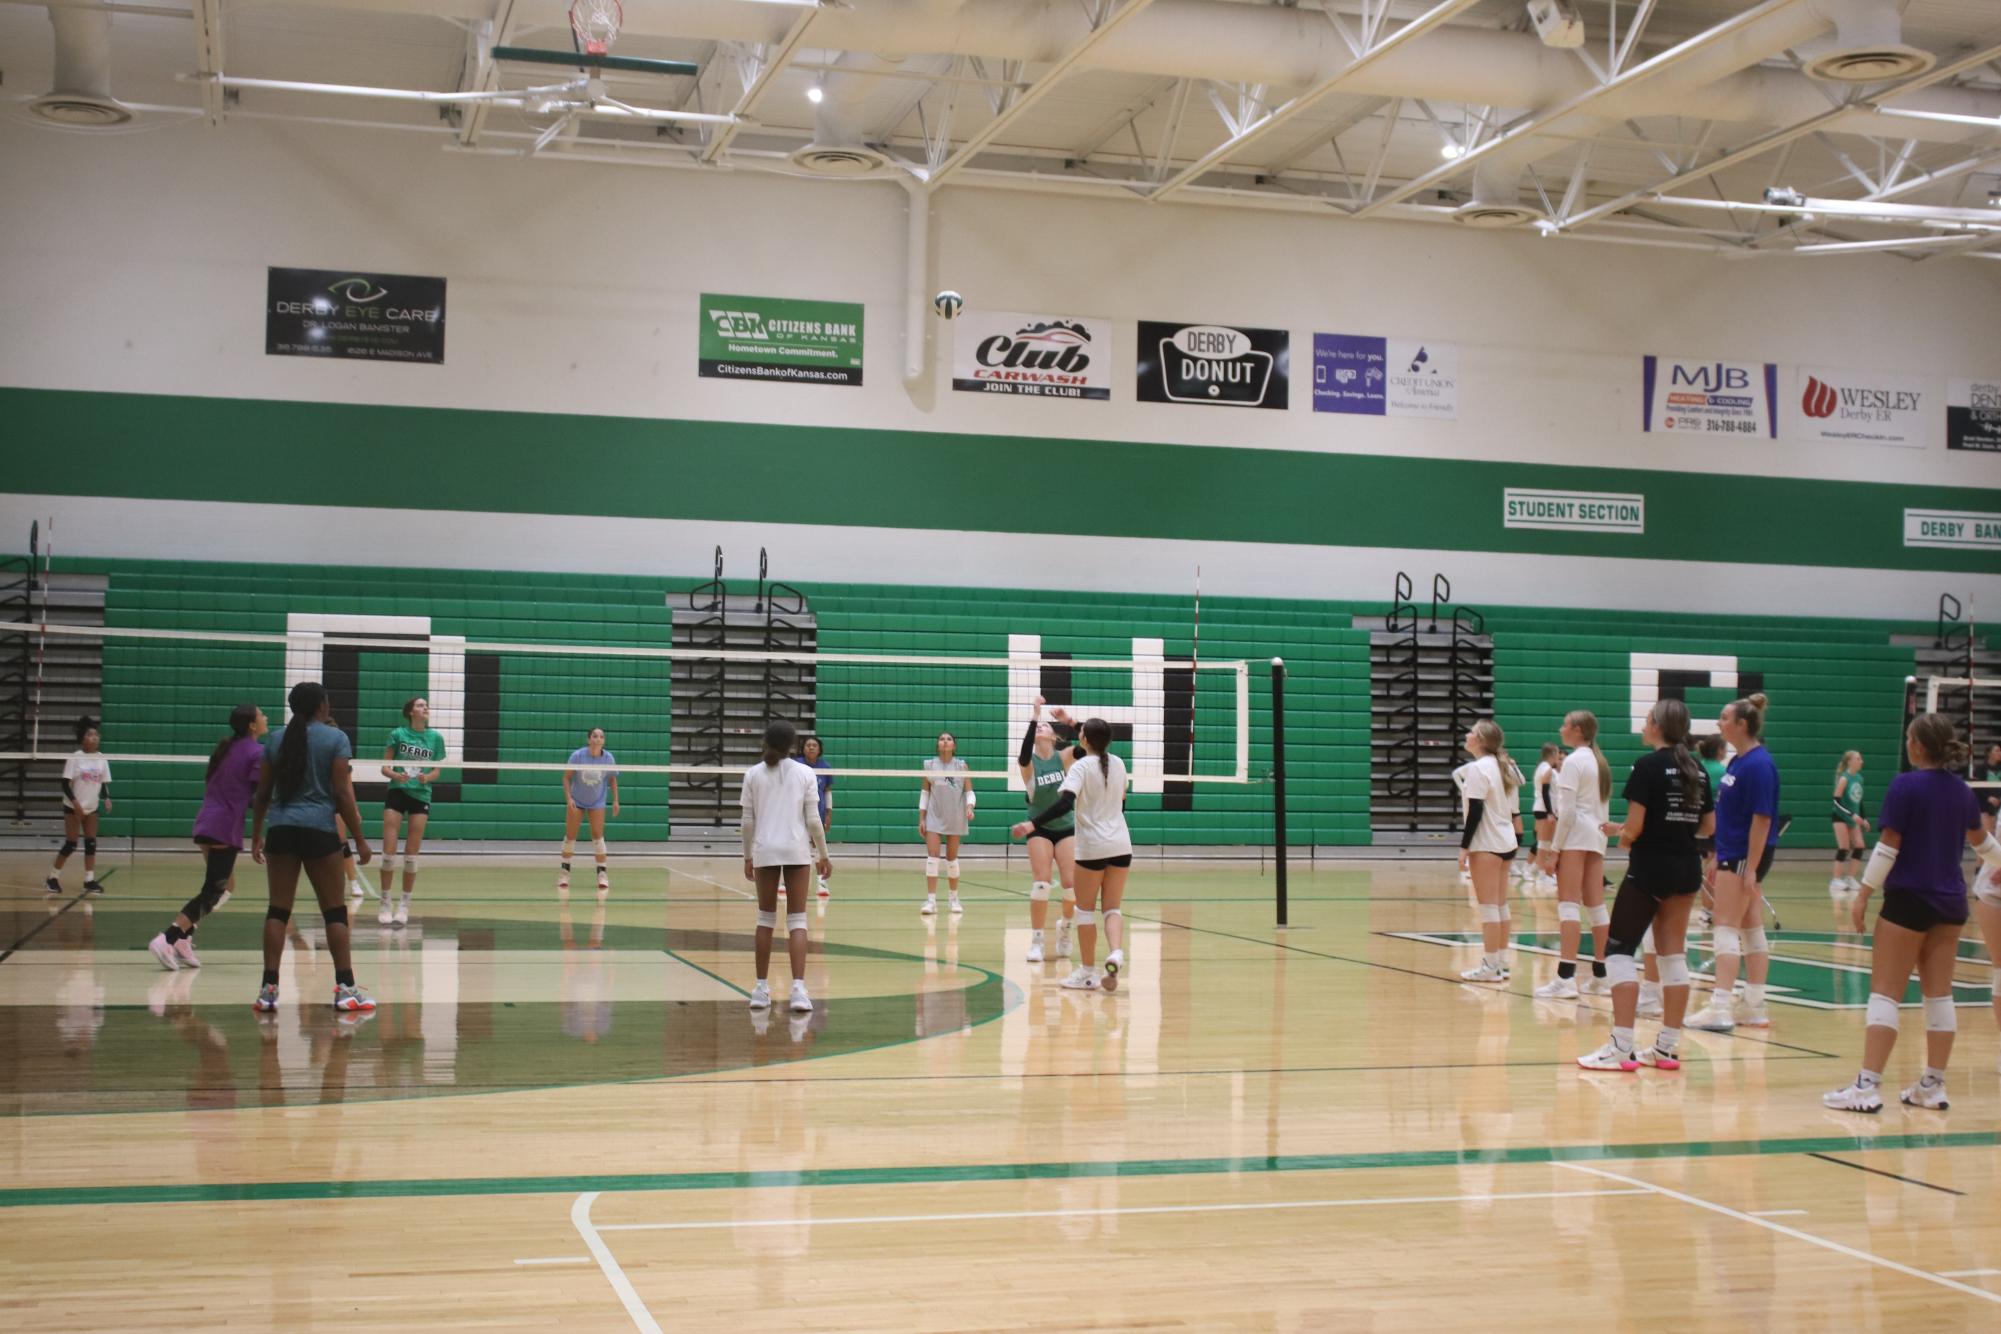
top-left (1825, 714), bottom-right (2001, 1113)
top-left (148, 704), bottom-right (267, 971)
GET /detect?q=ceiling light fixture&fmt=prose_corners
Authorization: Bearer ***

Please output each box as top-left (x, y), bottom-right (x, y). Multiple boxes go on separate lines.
top-left (806, 81), bottom-right (825, 104)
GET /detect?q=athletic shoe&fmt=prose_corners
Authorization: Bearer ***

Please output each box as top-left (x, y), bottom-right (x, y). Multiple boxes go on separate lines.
top-left (1900, 1078), bottom-right (1949, 1111)
top-left (557, 868), bottom-right (570, 892)
top-left (789, 980), bottom-right (813, 1013)
top-left (1579, 976), bottom-right (1612, 997)
top-left (1056, 919), bottom-right (1073, 958)
top-left (44, 876), bottom-right (61, 895)
top-left (393, 903), bottom-right (410, 927)
top-left (173, 938), bottom-right (201, 969)
top-left (748, 980), bottom-right (772, 1010)
top-left (252, 984), bottom-right (279, 1012)
top-left (1534, 976), bottom-right (1580, 1000)
top-left (817, 877), bottom-right (830, 899)
top-left (597, 869), bottom-right (610, 892)
top-left (1102, 949), bottom-right (1124, 993)
top-left (949, 895), bottom-right (964, 915)
top-left (1636, 987), bottom-right (1664, 1019)
top-left (1822, 1080), bottom-right (1883, 1113)
top-left (1686, 1002), bottom-right (1736, 1032)
top-left (1578, 1041), bottom-right (1638, 1072)
top-left (1636, 1044), bottom-right (1682, 1071)
top-left (377, 900), bottom-right (394, 926)
top-left (347, 880), bottom-right (363, 901)
top-left (1694, 907), bottom-right (1713, 929)
top-left (1736, 1003), bottom-right (1772, 1028)
top-left (147, 933), bottom-right (180, 972)
top-left (83, 878), bottom-right (104, 895)
top-left (1829, 876), bottom-right (1849, 894)
top-left (1026, 938), bottom-right (1045, 963)
top-left (1059, 967), bottom-right (1099, 991)
top-left (1460, 959), bottom-right (1510, 983)
top-left (920, 897), bottom-right (937, 916)
top-left (332, 983), bottom-right (376, 1012)
top-left (1536, 873), bottom-right (1558, 893)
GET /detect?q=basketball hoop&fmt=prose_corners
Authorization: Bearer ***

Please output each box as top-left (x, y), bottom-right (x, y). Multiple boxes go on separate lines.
top-left (570, 0), bottom-right (622, 57)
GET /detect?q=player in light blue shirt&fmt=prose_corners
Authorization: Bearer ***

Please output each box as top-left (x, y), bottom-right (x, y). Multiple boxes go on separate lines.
top-left (561, 727), bottom-right (620, 896)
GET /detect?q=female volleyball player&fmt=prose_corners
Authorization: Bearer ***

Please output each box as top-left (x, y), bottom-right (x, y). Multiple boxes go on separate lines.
top-left (559, 727), bottom-right (620, 896)
top-left (1017, 697), bottom-right (1079, 963)
top-left (1825, 714), bottom-right (2001, 1112)
top-left (1696, 735), bottom-right (1727, 900)
top-left (1830, 750), bottom-right (1869, 893)
top-left (740, 719), bottom-right (831, 1013)
top-left (1531, 741), bottom-right (1562, 890)
top-left (1541, 711), bottom-right (1611, 1000)
top-left (149, 704), bottom-right (267, 971)
top-left (1012, 716), bottom-right (1130, 991)
top-left (249, 681), bottom-right (374, 1012)
top-left (1455, 721), bottom-right (1524, 984)
top-left (798, 735), bottom-right (834, 897)
top-left (377, 696), bottom-right (445, 928)
top-left (47, 716), bottom-right (112, 896)
top-left (920, 731), bottom-right (972, 916)
top-left (1689, 693), bottom-right (1778, 1034)
top-left (1982, 742), bottom-right (2001, 834)
top-left (1577, 699), bottom-right (1713, 1071)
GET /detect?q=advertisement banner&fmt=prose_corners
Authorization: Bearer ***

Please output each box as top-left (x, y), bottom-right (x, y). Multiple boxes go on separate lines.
top-left (951, 312), bottom-right (1112, 400)
top-left (1904, 509), bottom-right (2001, 550)
top-left (1137, 320), bottom-right (1288, 409)
top-left (1947, 379), bottom-right (2001, 452)
top-left (1642, 355), bottom-right (1778, 438)
top-left (1790, 366), bottom-right (1928, 448)
top-left (1503, 488), bottom-right (1645, 534)
top-left (1313, 334), bottom-right (1458, 418)
top-left (266, 267), bottom-right (446, 364)
top-left (699, 293), bottom-right (863, 386)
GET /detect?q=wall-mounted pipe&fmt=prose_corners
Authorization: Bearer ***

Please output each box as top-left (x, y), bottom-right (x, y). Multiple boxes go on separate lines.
top-left (902, 178), bottom-right (930, 386)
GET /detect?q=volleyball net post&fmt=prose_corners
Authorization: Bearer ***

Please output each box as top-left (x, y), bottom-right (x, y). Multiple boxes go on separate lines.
top-left (1271, 656), bottom-right (1288, 929)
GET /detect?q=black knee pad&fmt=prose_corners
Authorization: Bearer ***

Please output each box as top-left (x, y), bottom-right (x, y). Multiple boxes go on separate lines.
top-left (265, 905), bottom-right (292, 925)
top-left (1834, 849), bottom-right (1850, 864)
top-left (322, 905), bottom-right (349, 927)
top-left (59, 840), bottom-right (77, 858)
top-left (84, 838), bottom-right (97, 857)
top-left (1605, 934), bottom-right (1642, 958)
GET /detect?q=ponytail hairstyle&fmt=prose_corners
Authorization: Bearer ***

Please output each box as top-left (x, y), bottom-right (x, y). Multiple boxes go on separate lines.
top-left (1696, 734), bottom-right (1727, 762)
top-left (1470, 719), bottom-right (1524, 794)
top-left (1834, 749), bottom-right (1860, 780)
top-left (206, 703), bottom-right (260, 781)
top-left (1539, 742), bottom-right (1563, 767)
top-left (1649, 698), bottom-right (1704, 805)
top-left (274, 681), bottom-right (327, 801)
top-left (1906, 712), bottom-right (1971, 772)
top-left (1725, 691), bottom-right (1768, 742)
top-left (1082, 716), bottom-right (1114, 784)
top-left (1565, 709), bottom-right (1612, 803)
top-left (761, 718), bottom-right (796, 768)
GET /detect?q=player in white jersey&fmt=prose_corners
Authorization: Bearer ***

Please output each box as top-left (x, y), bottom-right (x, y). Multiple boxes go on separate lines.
top-left (919, 732), bottom-right (973, 916)
top-left (1541, 710), bottom-right (1612, 1000)
top-left (48, 716), bottom-right (112, 896)
top-left (1531, 742), bottom-right (1562, 891)
top-left (740, 719), bottom-right (832, 1014)
top-left (1011, 717), bottom-right (1132, 991)
top-left (1455, 721), bottom-right (1524, 984)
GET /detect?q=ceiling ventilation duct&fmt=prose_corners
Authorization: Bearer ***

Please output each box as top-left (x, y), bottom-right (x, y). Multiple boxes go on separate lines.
top-left (1798, 0), bottom-right (1934, 83)
top-left (787, 66), bottom-right (892, 177)
top-left (28, 6), bottom-right (133, 128)
top-left (1451, 157), bottom-right (1544, 228)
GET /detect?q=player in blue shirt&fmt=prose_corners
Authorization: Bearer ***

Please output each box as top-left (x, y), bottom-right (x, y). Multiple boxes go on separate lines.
top-left (1689, 693), bottom-right (1780, 1034)
top-left (560, 727), bottom-right (620, 897)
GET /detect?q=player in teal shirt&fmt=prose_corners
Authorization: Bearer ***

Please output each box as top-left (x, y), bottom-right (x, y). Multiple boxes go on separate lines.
top-left (378, 696), bottom-right (446, 927)
top-left (1015, 696), bottom-right (1079, 963)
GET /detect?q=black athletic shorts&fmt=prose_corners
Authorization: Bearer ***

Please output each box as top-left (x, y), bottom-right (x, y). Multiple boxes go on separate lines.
top-left (1620, 857), bottom-right (1702, 900)
top-left (1028, 826), bottom-right (1074, 846)
top-left (385, 789), bottom-right (431, 817)
top-left (1717, 845), bottom-right (1777, 881)
top-left (1077, 853), bottom-right (1133, 871)
top-left (1695, 835), bottom-right (1715, 856)
top-left (1878, 889), bottom-right (1967, 932)
top-left (265, 825), bottom-right (342, 860)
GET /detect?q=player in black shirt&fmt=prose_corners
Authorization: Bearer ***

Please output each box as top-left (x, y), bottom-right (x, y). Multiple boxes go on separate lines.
top-left (1577, 698), bottom-right (1714, 1073)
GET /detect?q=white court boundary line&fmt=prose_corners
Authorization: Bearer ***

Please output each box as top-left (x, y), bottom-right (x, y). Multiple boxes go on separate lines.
top-left (1557, 1162), bottom-right (2001, 1307)
top-left (593, 1187), bottom-right (1650, 1234)
top-left (670, 866), bottom-right (755, 901)
top-left (572, 1192), bottom-right (663, 1334)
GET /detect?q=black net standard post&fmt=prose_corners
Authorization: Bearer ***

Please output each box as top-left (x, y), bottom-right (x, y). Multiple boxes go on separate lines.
top-left (1272, 656), bottom-right (1288, 928)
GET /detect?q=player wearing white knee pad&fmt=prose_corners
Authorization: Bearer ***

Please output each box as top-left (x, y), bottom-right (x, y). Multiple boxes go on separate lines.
top-left (920, 733), bottom-right (972, 916)
top-left (561, 727), bottom-right (621, 898)
top-left (1017, 699), bottom-right (1080, 963)
top-left (742, 721), bottom-right (832, 1013)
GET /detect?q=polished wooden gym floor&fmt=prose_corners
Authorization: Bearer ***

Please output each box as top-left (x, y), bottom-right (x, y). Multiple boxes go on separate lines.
top-left (3, 851), bottom-right (1999, 1330)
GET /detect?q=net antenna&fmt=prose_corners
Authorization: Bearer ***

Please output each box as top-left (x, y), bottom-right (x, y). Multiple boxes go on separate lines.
top-left (570, 0), bottom-right (622, 57)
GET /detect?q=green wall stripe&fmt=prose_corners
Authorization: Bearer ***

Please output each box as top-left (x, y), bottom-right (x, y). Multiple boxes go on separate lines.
top-left (2, 1130), bottom-right (1992, 1210)
top-left (6, 387), bottom-right (1999, 573)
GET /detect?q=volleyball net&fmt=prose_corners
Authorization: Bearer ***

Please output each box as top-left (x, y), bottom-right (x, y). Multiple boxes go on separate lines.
top-left (0, 621), bottom-right (1260, 845)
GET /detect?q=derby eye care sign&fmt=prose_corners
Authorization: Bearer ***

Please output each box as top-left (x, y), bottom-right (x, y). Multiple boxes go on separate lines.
top-left (267, 268), bottom-right (446, 363)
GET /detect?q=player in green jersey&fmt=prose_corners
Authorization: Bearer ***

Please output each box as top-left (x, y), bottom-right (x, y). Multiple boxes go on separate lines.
top-left (1016, 695), bottom-right (1079, 963)
top-left (377, 696), bottom-right (446, 928)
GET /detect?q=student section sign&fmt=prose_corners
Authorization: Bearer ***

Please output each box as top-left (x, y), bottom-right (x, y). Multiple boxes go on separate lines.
top-left (699, 293), bottom-right (863, 386)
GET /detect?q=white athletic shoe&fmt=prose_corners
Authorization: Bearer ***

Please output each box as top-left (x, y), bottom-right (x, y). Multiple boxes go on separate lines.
top-left (1635, 1044), bottom-right (1682, 1071)
top-left (1534, 976), bottom-right (1580, 1000)
top-left (1102, 948), bottom-right (1124, 993)
top-left (147, 933), bottom-right (179, 972)
top-left (748, 980), bottom-right (771, 1010)
top-left (949, 895), bottom-right (964, 915)
top-left (557, 868), bottom-right (570, 892)
top-left (392, 902), bottom-right (410, 927)
top-left (1026, 937), bottom-right (1045, 964)
top-left (1900, 1078), bottom-right (1948, 1111)
top-left (1822, 1080), bottom-right (1883, 1113)
top-left (1736, 1003), bottom-right (1772, 1029)
top-left (1578, 1041), bottom-right (1638, 1072)
top-left (377, 901), bottom-right (394, 926)
top-left (789, 980), bottom-right (813, 1013)
top-left (1579, 976), bottom-right (1612, 997)
top-left (1056, 919), bottom-right (1073, 958)
top-left (1829, 876), bottom-right (1849, 895)
top-left (1537, 873), bottom-right (1558, 893)
top-left (596, 868), bottom-right (610, 893)
top-left (920, 897), bottom-right (937, 916)
top-left (1686, 1001), bottom-right (1737, 1033)
top-left (348, 880), bottom-right (364, 902)
top-left (1460, 959), bottom-right (1510, 984)
top-left (1059, 966), bottom-right (1098, 991)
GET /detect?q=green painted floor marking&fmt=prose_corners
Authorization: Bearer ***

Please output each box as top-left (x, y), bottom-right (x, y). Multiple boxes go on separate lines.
top-left (4, 1131), bottom-right (1994, 1211)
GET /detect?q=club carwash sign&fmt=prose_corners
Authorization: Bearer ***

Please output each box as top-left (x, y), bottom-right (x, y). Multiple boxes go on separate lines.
top-left (1504, 488), bottom-right (1645, 534)
top-left (951, 311), bottom-right (1112, 399)
top-left (1791, 366), bottom-right (1927, 448)
top-left (1642, 355), bottom-right (1778, 438)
